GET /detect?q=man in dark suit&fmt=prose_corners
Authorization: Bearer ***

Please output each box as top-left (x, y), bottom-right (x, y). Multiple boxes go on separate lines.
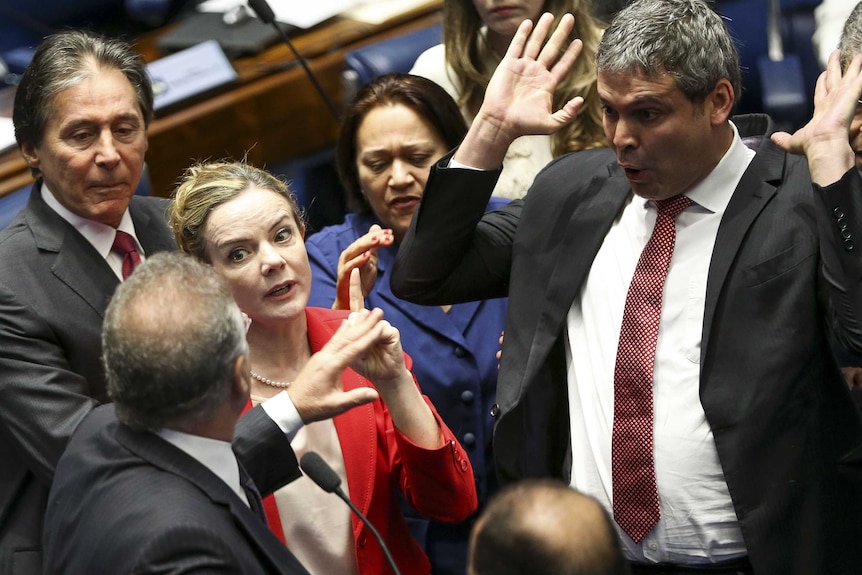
top-left (392, 1), bottom-right (862, 573)
top-left (43, 252), bottom-right (310, 574)
top-left (0, 31), bottom-right (376, 575)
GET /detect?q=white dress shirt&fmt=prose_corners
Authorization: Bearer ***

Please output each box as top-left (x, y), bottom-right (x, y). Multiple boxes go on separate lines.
top-left (565, 123), bottom-right (755, 564)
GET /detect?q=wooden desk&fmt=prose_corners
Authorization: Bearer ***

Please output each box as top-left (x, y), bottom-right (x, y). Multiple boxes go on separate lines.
top-left (0, 1), bottom-right (442, 198)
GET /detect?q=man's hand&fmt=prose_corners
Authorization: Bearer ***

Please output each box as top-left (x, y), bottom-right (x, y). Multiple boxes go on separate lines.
top-left (772, 51), bottom-right (862, 185)
top-left (455, 12), bottom-right (585, 170)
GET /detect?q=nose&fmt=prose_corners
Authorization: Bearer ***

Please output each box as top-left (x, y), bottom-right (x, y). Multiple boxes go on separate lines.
top-left (388, 159), bottom-right (414, 188)
top-left (259, 242), bottom-right (286, 275)
top-left (611, 117), bottom-right (637, 151)
top-left (94, 130), bottom-right (120, 168)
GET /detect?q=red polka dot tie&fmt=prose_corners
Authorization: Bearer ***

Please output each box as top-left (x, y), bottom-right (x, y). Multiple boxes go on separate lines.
top-left (612, 194), bottom-right (692, 543)
top-left (111, 230), bottom-right (141, 280)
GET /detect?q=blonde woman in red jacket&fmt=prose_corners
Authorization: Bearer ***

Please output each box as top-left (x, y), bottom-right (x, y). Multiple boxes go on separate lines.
top-left (170, 160), bottom-right (477, 575)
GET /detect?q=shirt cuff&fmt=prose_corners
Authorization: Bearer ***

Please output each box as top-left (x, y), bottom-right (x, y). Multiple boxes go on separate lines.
top-left (260, 390), bottom-right (303, 441)
top-left (449, 157), bottom-right (486, 171)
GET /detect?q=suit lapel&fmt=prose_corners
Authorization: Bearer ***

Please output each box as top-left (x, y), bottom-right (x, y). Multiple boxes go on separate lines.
top-left (129, 196), bottom-right (175, 255)
top-left (702, 140), bottom-right (784, 356)
top-left (25, 186), bottom-right (119, 317)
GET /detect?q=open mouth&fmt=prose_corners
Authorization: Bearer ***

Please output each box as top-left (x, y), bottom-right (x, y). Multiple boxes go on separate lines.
top-left (267, 282), bottom-right (294, 297)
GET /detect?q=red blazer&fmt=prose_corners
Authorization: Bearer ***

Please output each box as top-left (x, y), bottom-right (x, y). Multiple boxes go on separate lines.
top-left (247, 307), bottom-right (477, 575)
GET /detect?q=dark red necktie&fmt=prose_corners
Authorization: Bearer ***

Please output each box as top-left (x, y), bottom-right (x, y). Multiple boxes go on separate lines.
top-left (612, 194), bottom-right (692, 543)
top-left (111, 230), bottom-right (141, 280)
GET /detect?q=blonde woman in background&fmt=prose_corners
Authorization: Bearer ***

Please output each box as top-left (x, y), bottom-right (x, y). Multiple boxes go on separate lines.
top-left (410, 0), bottom-right (605, 199)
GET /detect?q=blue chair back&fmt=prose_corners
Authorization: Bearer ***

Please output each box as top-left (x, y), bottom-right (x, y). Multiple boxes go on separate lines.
top-left (342, 22), bottom-right (443, 102)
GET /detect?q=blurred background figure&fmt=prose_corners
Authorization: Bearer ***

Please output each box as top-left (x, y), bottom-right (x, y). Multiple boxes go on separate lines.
top-left (170, 160), bottom-right (478, 575)
top-left (306, 72), bottom-right (508, 575)
top-left (410, 0), bottom-right (606, 199)
top-left (468, 479), bottom-right (630, 575)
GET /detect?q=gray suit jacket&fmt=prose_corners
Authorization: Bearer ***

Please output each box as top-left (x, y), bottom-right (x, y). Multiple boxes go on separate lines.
top-left (43, 405), bottom-right (310, 575)
top-left (392, 115), bottom-right (862, 574)
top-left (0, 185), bottom-right (300, 575)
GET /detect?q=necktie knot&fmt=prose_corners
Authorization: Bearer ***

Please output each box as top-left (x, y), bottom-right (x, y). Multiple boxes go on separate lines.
top-left (111, 230), bottom-right (141, 280)
top-left (655, 195), bottom-right (692, 220)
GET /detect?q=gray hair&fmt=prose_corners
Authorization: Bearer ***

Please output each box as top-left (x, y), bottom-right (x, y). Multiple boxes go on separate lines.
top-left (13, 30), bottom-right (154, 150)
top-left (596, 0), bottom-right (741, 105)
top-left (104, 252), bottom-right (248, 432)
top-left (840, 2), bottom-right (862, 72)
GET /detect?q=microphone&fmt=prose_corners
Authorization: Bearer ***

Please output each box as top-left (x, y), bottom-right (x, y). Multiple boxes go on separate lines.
top-left (246, 0), bottom-right (340, 120)
top-left (300, 451), bottom-right (402, 575)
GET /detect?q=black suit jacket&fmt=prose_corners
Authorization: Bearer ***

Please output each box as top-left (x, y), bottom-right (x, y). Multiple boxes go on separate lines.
top-left (0, 184), bottom-right (300, 575)
top-left (43, 405), bottom-right (310, 575)
top-left (392, 116), bottom-right (862, 574)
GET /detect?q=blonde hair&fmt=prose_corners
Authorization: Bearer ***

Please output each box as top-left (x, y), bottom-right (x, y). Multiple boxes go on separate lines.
top-left (169, 161), bottom-right (304, 261)
top-left (442, 0), bottom-right (606, 155)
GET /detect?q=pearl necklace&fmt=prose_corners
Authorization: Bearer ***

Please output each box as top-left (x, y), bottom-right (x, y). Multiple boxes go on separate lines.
top-left (250, 370), bottom-right (292, 388)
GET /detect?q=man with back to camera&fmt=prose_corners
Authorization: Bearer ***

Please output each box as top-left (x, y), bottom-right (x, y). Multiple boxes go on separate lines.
top-left (391, 1), bottom-right (862, 573)
top-left (42, 251), bottom-right (313, 574)
top-left (0, 30), bottom-right (379, 574)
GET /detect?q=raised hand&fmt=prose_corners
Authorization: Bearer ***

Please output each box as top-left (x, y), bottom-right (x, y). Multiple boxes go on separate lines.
top-left (771, 51), bottom-right (862, 185)
top-left (333, 224), bottom-right (393, 310)
top-left (287, 308), bottom-right (391, 423)
top-left (455, 12), bottom-right (584, 170)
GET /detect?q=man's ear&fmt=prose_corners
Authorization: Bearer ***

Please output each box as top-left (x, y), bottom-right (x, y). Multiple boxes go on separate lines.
top-left (20, 142), bottom-right (40, 172)
top-left (708, 78), bottom-right (735, 125)
top-left (232, 354), bottom-right (251, 409)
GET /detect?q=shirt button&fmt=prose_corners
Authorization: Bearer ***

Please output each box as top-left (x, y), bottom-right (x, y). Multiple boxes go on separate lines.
top-left (490, 403), bottom-right (500, 417)
top-left (834, 207), bottom-right (846, 218)
top-left (460, 459), bottom-right (469, 471)
top-left (649, 542), bottom-right (658, 551)
top-left (461, 390), bottom-right (475, 403)
top-left (462, 433), bottom-right (476, 447)
top-left (845, 238), bottom-right (855, 251)
top-left (454, 346), bottom-right (466, 358)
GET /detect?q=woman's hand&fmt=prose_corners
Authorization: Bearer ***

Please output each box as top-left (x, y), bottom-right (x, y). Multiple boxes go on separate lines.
top-left (347, 308), bottom-right (410, 389)
top-left (333, 224), bottom-right (394, 310)
top-left (288, 308), bottom-right (393, 422)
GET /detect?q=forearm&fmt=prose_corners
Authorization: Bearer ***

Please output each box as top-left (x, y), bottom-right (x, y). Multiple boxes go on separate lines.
top-left (391, 156), bottom-right (515, 304)
top-left (376, 370), bottom-right (443, 449)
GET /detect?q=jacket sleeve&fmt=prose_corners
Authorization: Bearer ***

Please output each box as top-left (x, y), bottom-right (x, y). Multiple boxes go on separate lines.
top-left (815, 168), bottom-right (862, 354)
top-left (390, 153), bottom-right (520, 305)
top-left (382, 368), bottom-right (478, 523)
top-left (0, 283), bottom-right (97, 486)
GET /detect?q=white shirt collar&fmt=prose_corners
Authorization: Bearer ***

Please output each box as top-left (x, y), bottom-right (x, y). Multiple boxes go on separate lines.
top-left (155, 427), bottom-right (244, 502)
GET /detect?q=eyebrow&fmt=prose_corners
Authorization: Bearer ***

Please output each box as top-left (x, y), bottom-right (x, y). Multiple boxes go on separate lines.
top-left (212, 213), bottom-right (295, 249)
